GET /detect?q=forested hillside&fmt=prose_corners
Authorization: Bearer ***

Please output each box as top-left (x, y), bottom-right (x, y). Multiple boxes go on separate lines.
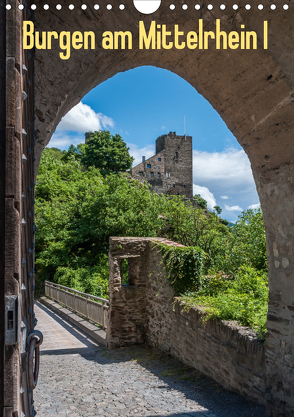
top-left (35, 134), bottom-right (268, 335)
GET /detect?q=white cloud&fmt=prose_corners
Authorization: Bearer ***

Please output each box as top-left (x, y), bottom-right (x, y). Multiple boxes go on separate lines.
top-left (48, 132), bottom-right (84, 149)
top-left (225, 204), bottom-right (243, 212)
top-left (193, 184), bottom-right (216, 210)
top-left (193, 148), bottom-right (253, 190)
top-left (128, 143), bottom-right (155, 167)
top-left (56, 102), bottom-right (114, 133)
top-left (193, 148), bottom-right (259, 220)
top-left (248, 203), bottom-right (260, 209)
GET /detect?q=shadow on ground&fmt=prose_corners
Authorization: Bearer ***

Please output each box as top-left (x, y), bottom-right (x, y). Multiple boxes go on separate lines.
top-left (82, 345), bottom-right (265, 417)
top-left (36, 302), bottom-right (265, 417)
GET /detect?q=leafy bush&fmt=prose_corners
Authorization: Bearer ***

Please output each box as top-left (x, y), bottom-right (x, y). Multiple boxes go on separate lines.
top-left (54, 255), bottom-right (109, 299)
top-left (210, 208), bottom-right (267, 275)
top-left (193, 194), bottom-right (207, 209)
top-left (180, 266), bottom-right (268, 337)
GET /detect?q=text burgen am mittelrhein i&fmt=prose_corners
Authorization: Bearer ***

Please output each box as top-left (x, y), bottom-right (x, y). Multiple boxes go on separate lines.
top-left (23, 20), bottom-right (269, 60)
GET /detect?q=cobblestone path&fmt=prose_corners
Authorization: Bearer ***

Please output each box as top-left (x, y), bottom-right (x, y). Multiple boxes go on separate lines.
top-left (34, 302), bottom-right (265, 417)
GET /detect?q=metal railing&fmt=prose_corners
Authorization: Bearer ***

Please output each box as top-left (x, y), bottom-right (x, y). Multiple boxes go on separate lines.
top-left (45, 281), bottom-right (109, 330)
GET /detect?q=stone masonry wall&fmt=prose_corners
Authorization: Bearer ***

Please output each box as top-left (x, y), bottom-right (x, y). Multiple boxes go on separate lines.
top-left (131, 151), bottom-right (166, 195)
top-left (107, 237), bottom-right (266, 406)
top-left (162, 133), bottom-right (193, 199)
top-left (107, 238), bottom-right (150, 349)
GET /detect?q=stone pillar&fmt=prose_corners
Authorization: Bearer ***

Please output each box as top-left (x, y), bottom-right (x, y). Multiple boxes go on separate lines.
top-left (255, 162), bottom-right (294, 417)
top-left (107, 237), bottom-right (150, 349)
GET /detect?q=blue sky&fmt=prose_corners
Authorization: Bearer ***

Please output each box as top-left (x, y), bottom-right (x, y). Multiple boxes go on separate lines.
top-left (48, 66), bottom-right (260, 222)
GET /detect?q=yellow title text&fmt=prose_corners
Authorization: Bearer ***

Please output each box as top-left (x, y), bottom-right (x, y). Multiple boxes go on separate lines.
top-left (22, 20), bottom-right (269, 60)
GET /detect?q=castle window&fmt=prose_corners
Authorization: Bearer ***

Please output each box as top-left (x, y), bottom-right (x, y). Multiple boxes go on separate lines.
top-left (158, 158), bottom-right (161, 161)
top-left (157, 166), bottom-right (160, 169)
top-left (150, 172), bottom-right (154, 177)
top-left (175, 152), bottom-right (178, 159)
top-left (157, 172), bottom-right (161, 177)
top-left (183, 184), bottom-right (185, 188)
top-left (139, 172), bottom-right (143, 176)
top-left (120, 257), bottom-right (138, 287)
top-left (147, 164), bottom-right (151, 168)
top-left (173, 184), bottom-right (175, 187)
top-left (166, 172), bottom-right (170, 178)
top-left (121, 258), bottom-right (129, 285)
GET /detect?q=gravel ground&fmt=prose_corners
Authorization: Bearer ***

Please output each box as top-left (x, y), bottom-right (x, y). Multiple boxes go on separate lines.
top-left (34, 302), bottom-right (265, 417)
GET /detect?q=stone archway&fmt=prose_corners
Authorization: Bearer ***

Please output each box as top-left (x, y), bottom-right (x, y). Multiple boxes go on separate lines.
top-left (4, 1), bottom-right (294, 416)
top-left (34, 4), bottom-right (294, 417)
top-left (34, 6), bottom-right (294, 412)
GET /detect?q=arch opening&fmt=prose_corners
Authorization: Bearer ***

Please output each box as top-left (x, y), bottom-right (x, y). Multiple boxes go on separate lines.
top-left (35, 65), bottom-right (269, 412)
top-left (36, 64), bottom-right (267, 362)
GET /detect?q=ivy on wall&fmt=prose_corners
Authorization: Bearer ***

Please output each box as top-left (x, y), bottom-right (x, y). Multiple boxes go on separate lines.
top-left (157, 244), bottom-right (205, 295)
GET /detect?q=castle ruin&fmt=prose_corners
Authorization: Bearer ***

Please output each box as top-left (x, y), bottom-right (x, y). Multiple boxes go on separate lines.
top-left (131, 132), bottom-right (193, 198)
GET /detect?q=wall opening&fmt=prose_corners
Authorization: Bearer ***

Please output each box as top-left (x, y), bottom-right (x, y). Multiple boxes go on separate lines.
top-left (121, 258), bottom-right (130, 285)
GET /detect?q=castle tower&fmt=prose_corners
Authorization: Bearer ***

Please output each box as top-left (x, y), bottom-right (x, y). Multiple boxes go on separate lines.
top-left (131, 132), bottom-right (193, 198)
top-left (85, 131), bottom-right (93, 142)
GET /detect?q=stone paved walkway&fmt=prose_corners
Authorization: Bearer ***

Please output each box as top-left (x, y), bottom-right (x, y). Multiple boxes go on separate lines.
top-left (34, 301), bottom-right (265, 417)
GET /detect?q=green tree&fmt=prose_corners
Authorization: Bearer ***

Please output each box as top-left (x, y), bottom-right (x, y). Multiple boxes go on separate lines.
top-left (232, 208), bottom-right (267, 271)
top-left (45, 147), bottom-right (66, 160)
top-left (81, 130), bottom-right (134, 173)
top-left (213, 205), bottom-right (222, 215)
top-left (61, 143), bottom-right (86, 162)
top-left (35, 149), bottom-right (163, 288)
top-left (193, 194), bottom-right (207, 209)
top-left (211, 208), bottom-right (267, 275)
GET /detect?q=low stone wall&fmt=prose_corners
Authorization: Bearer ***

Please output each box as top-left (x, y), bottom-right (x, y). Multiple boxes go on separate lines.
top-left (107, 237), bottom-right (266, 406)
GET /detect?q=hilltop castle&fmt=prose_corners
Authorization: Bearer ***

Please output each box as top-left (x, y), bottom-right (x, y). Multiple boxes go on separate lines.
top-left (131, 132), bottom-right (193, 198)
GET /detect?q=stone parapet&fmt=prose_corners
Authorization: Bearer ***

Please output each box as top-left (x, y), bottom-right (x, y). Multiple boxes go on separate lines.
top-left (107, 236), bottom-right (266, 406)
